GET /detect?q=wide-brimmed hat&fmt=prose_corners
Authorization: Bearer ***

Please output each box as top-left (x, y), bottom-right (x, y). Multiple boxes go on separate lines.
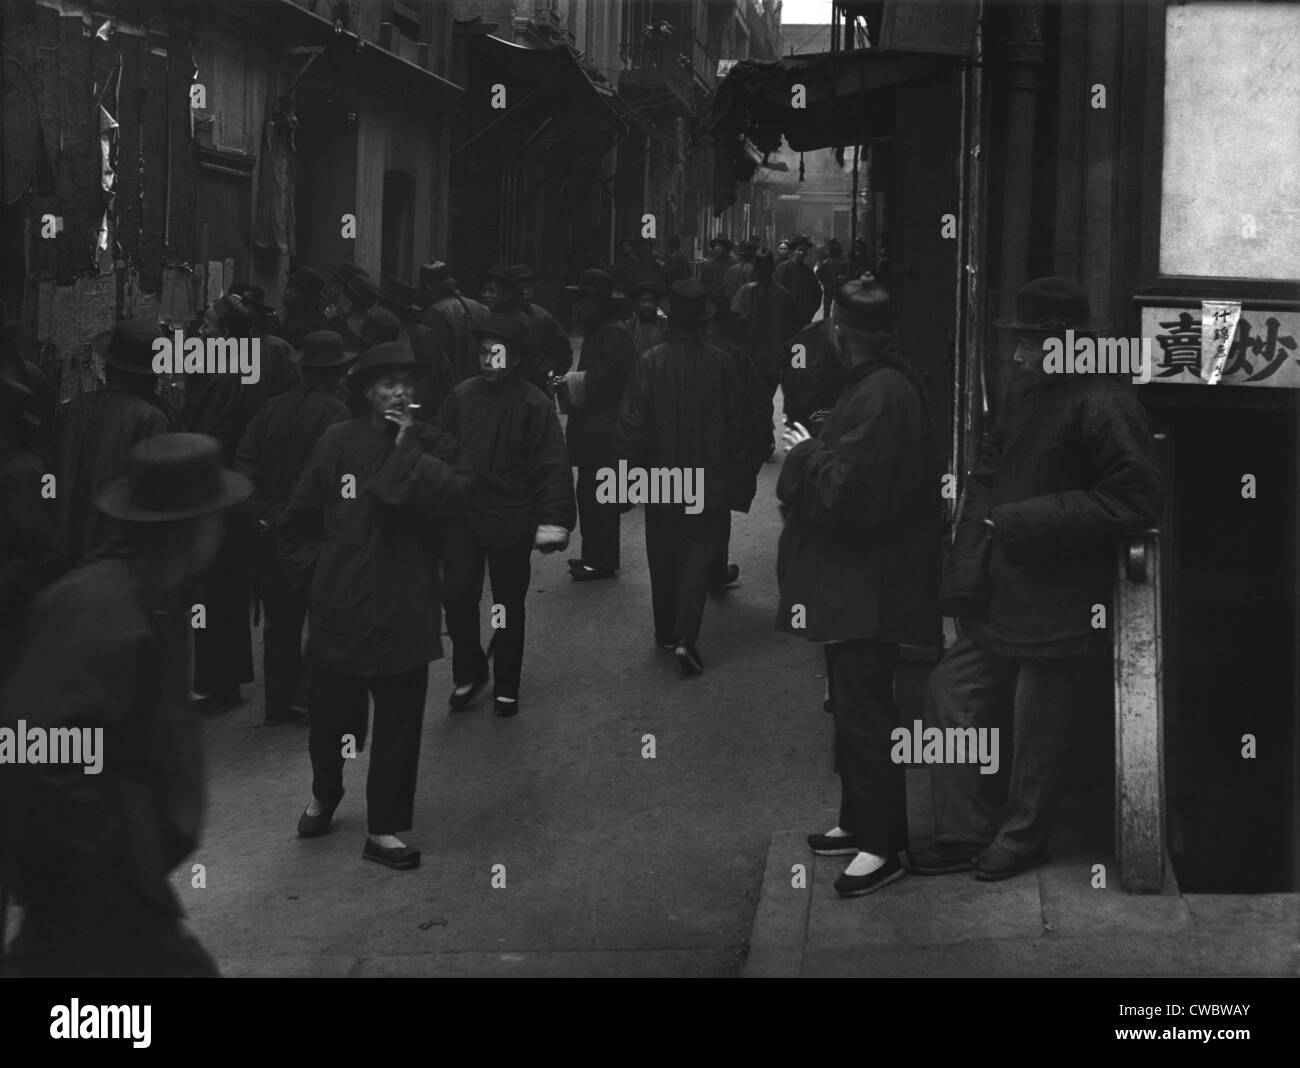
top-left (98, 433), bottom-right (251, 522)
top-left (346, 306), bottom-right (402, 351)
top-left (625, 279), bottom-right (666, 299)
top-left (993, 276), bottom-right (1107, 333)
top-left (832, 273), bottom-right (892, 331)
top-left (348, 341), bottom-right (429, 391)
top-left (92, 320), bottom-right (164, 376)
top-left (788, 234), bottom-right (813, 250)
top-left (299, 330), bottom-right (354, 367)
top-left (565, 269), bottom-right (618, 300)
top-left (377, 277), bottom-right (421, 319)
top-left (419, 260), bottom-right (456, 292)
top-left (286, 266), bottom-right (326, 297)
top-left (508, 264), bottom-right (538, 285)
top-left (474, 313), bottom-right (531, 355)
top-left (659, 280), bottom-right (715, 324)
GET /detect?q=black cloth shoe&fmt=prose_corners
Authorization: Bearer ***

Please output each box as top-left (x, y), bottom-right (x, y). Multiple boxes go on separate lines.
top-left (906, 841), bottom-right (988, 875)
top-left (807, 831), bottom-right (864, 856)
top-left (834, 853), bottom-right (906, 898)
top-left (973, 843), bottom-right (1046, 881)
top-left (297, 793), bottom-right (342, 838)
top-left (362, 838), bottom-right (420, 870)
top-left (448, 672), bottom-right (489, 711)
top-left (675, 641), bottom-right (703, 676)
top-left (570, 565), bottom-right (616, 582)
top-left (709, 563), bottom-right (740, 589)
top-left (493, 697), bottom-right (519, 717)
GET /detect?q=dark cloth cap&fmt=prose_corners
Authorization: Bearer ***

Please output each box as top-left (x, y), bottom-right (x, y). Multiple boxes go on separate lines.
top-left (508, 264), bottom-right (538, 284)
top-left (474, 313), bottom-right (531, 354)
top-left (333, 262), bottom-right (370, 286)
top-left (419, 261), bottom-right (455, 291)
top-left (479, 264), bottom-right (519, 290)
top-left (738, 240), bottom-right (758, 257)
top-left (659, 280), bottom-right (715, 325)
top-left (300, 331), bottom-right (353, 367)
top-left (626, 279), bottom-right (666, 299)
top-left (832, 273), bottom-right (892, 332)
top-left (348, 342), bottom-right (428, 391)
top-left (994, 276), bottom-right (1106, 333)
top-left (93, 320), bottom-right (164, 376)
top-left (565, 269), bottom-right (618, 300)
top-left (226, 283), bottom-right (274, 315)
top-left (708, 235), bottom-right (734, 252)
top-left (346, 306), bottom-right (402, 351)
top-left (98, 433), bottom-right (250, 522)
top-left (287, 266), bottom-right (326, 295)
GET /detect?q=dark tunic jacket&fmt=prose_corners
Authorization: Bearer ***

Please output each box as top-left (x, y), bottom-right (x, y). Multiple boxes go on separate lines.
top-left (776, 358), bottom-right (941, 644)
top-left (0, 557), bottom-right (203, 919)
top-left (941, 372), bottom-right (1163, 657)
top-left (731, 279), bottom-right (797, 378)
top-left (520, 301), bottom-right (574, 384)
top-left (423, 292), bottom-right (490, 384)
top-left (616, 336), bottom-right (756, 514)
top-left (438, 375), bottom-right (575, 546)
top-left (565, 319), bottom-right (637, 468)
top-left (773, 259), bottom-right (821, 329)
top-left (0, 440), bottom-right (65, 686)
top-left (235, 385), bottom-right (351, 581)
top-left (278, 419), bottom-right (467, 676)
top-left (53, 386), bottom-right (178, 564)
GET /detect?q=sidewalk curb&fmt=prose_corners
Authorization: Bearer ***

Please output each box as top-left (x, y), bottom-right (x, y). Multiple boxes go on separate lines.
top-left (742, 830), bottom-right (811, 977)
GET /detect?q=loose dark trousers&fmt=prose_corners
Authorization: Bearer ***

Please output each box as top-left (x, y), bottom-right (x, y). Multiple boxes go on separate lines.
top-left (442, 525), bottom-right (532, 701)
top-left (710, 510), bottom-right (733, 581)
top-left (309, 664), bottom-right (429, 835)
top-left (927, 634), bottom-right (1087, 856)
top-left (260, 574), bottom-right (310, 720)
top-left (4, 905), bottom-right (219, 977)
top-left (575, 464), bottom-right (621, 571)
top-left (825, 639), bottom-right (908, 856)
top-left (644, 505), bottom-right (728, 645)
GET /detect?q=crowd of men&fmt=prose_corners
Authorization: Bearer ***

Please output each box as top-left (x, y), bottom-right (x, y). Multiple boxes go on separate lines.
top-left (0, 232), bottom-right (1162, 972)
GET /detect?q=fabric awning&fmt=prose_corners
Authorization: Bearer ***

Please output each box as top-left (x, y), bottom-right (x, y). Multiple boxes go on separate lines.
top-left (708, 48), bottom-right (955, 212)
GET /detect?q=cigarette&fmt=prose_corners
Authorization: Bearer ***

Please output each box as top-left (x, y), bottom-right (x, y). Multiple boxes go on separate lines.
top-left (407, 403), bottom-right (421, 410)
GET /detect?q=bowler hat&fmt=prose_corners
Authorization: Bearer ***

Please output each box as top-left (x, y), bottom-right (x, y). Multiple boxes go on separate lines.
top-left (299, 330), bottom-right (353, 367)
top-left (377, 277), bottom-right (421, 320)
top-left (98, 433), bottom-right (251, 523)
top-left (994, 276), bottom-right (1106, 333)
top-left (474, 313), bottom-right (531, 355)
top-left (287, 266), bottom-right (326, 296)
top-left (419, 261), bottom-right (455, 292)
top-left (346, 306), bottom-right (402, 351)
top-left (345, 274), bottom-right (379, 308)
top-left (789, 234), bottom-right (813, 250)
top-left (564, 269), bottom-right (618, 300)
top-left (832, 273), bottom-right (892, 332)
top-left (93, 320), bottom-right (164, 376)
top-left (508, 264), bottom-right (538, 285)
top-left (659, 280), bottom-right (715, 325)
top-left (348, 342), bottom-right (428, 391)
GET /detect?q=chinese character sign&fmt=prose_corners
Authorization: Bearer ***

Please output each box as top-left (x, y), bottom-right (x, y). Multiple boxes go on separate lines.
top-left (1200, 300), bottom-right (1242, 385)
top-left (1142, 306), bottom-right (1300, 389)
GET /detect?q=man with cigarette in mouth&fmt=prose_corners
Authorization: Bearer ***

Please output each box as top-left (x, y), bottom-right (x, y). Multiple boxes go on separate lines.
top-left (280, 342), bottom-right (468, 871)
